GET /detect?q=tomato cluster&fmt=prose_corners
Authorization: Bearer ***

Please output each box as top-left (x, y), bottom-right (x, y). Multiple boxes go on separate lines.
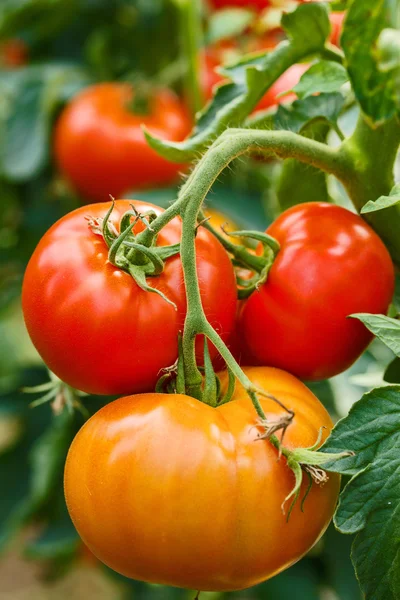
top-left (20, 2), bottom-right (392, 592)
top-left (22, 200), bottom-right (237, 395)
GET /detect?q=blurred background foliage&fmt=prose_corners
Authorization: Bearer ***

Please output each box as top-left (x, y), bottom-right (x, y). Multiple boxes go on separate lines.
top-left (0, 0), bottom-right (396, 598)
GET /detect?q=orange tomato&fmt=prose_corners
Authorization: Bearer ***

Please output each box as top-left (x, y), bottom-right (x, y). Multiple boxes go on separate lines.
top-left (64, 366), bottom-right (339, 591)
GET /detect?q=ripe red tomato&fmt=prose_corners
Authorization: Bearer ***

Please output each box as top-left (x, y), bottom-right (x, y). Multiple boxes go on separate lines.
top-left (210, 0), bottom-right (270, 9)
top-left (22, 200), bottom-right (237, 395)
top-left (64, 366), bottom-right (339, 591)
top-left (54, 84), bottom-right (192, 203)
top-left (239, 203), bottom-right (395, 380)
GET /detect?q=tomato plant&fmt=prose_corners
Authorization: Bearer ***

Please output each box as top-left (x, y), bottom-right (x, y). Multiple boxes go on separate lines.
top-left (2, 1), bottom-right (400, 599)
top-left (238, 203), bottom-right (395, 380)
top-left (22, 200), bottom-right (237, 395)
top-left (64, 366), bottom-right (339, 591)
top-left (54, 83), bottom-right (192, 203)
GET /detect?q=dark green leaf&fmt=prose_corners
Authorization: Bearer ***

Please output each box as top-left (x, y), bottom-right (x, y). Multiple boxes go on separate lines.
top-left (341, 0), bottom-right (399, 124)
top-left (292, 61), bottom-right (349, 99)
top-left (322, 386), bottom-right (400, 600)
top-left (273, 92), bottom-right (345, 132)
top-left (0, 0), bottom-right (78, 42)
top-left (361, 183), bottom-right (400, 214)
top-left (25, 495), bottom-right (80, 560)
top-left (0, 65), bottom-right (89, 181)
top-left (207, 8), bottom-right (254, 45)
top-left (384, 357), bottom-right (400, 383)
top-left (351, 314), bottom-right (400, 357)
top-left (145, 3), bottom-right (332, 161)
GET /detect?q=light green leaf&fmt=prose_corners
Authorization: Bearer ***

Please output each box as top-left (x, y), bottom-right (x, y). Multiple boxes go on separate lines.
top-left (292, 61), bottom-right (349, 99)
top-left (207, 8), bottom-right (254, 45)
top-left (322, 386), bottom-right (400, 600)
top-left (146, 3), bottom-right (332, 162)
top-left (351, 314), bottom-right (400, 357)
top-left (376, 28), bottom-right (400, 71)
top-left (361, 184), bottom-right (400, 214)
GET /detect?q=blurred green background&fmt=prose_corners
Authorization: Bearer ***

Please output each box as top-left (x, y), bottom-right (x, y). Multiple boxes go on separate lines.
top-left (0, 0), bottom-right (393, 598)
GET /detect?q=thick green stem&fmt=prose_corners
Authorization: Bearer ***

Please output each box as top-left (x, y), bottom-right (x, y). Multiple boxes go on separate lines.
top-left (339, 114), bottom-right (400, 263)
top-left (176, 0), bottom-right (204, 116)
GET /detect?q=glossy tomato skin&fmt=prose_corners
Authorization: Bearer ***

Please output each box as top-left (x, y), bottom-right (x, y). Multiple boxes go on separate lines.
top-left (54, 83), bottom-right (191, 203)
top-left (240, 203), bottom-right (395, 380)
top-left (64, 366), bottom-right (339, 591)
top-left (22, 200), bottom-right (237, 395)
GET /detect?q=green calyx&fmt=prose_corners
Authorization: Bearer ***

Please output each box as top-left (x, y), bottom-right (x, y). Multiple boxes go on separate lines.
top-left (267, 428), bottom-right (354, 520)
top-left (88, 201), bottom-right (180, 309)
top-left (23, 370), bottom-right (88, 417)
top-left (197, 212), bottom-right (280, 299)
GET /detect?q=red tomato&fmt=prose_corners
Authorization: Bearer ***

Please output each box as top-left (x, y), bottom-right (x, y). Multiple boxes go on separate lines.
top-left (0, 39), bottom-right (28, 68)
top-left (210, 0), bottom-right (270, 9)
top-left (239, 203), bottom-right (395, 380)
top-left (22, 200), bottom-right (237, 395)
top-left (54, 84), bottom-right (192, 203)
top-left (64, 366), bottom-right (339, 591)
top-left (255, 63), bottom-right (308, 111)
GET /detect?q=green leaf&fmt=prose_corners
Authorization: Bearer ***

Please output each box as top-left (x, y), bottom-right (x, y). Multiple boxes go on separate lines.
top-left (0, 65), bottom-right (89, 181)
top-left (384, 357), bottom-right (400, 384)
top-left (207, 8), bottom-right (254, 45)
top-left (341, 0), bottom-right (399, 124)
top-left (25, 495), bottom-right (80, 560)
top-left (27, 408), bottom-right (75, 513)
top-left (322, 386), bottom-right (400, 600)
top-left (273, 92), bottom-right (345, 132)
top-left (292, 61), bottom-right (349, 99)
top-left (0, 369), bottom-right (52, 551)
top-left (351, 314), bottom-right (400, 357)
top-left (0, 0), bottom-right (78, 42)
top-left (145, 3), bottom-right (331, 162)
top-left (361, 183), bottom-right (400, 214)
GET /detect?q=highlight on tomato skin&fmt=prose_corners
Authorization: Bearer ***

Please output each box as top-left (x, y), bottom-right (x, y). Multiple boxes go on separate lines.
top-left (21, 199), bottom-right (238, 396)
top-left (54, 83), bottom-right (192, 203)
top-left (64, 366), bottom-right (340, 592)
top-left (239, 203), bottom-right (396, 381)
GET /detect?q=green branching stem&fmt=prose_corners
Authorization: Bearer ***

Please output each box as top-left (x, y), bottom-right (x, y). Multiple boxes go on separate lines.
top-left (339, 113), bottom-right (400, 264)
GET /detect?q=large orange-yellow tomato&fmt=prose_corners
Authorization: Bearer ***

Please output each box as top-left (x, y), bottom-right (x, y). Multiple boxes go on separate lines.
top-left (64, 367), bottom-right (339, 592)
